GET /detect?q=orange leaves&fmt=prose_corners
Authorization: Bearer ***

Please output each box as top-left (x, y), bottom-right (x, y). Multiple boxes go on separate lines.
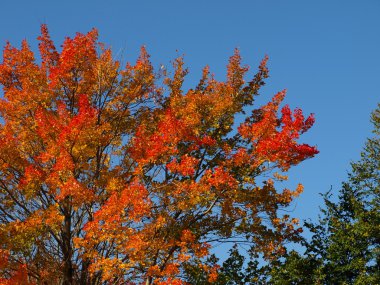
top-left (162, 263), bottom-right (180, 276)
top-left (38, 24), bottom-right (59, 71)
top-left (88, 257), bottom-right (124, 282)
top-left (90, 181), bottom-right (150, 226)
top-left (0, 26), bottom-right (318, 284)
top-left (155, 278), bottom-right (186, 285)
top-left (57, 177), bottom-right (95, 204)
top-left (227, 48), bottom-right (249, 92)
top-left (238, 90), bottom-right (285, 140)
top-left (0, 39), bottom-right (47, 120)
top-left (121, 46), bottom-right (156, 101)
top-left (0, 40), bottom-right (39, 90)
top-left (33, 94), bottom-right (99, 204)
top-left (180, 229), bottom-right (196, 244)
top-left (19, 165), bottom-right (44, 199)
top-left (0, 250), bottom-right (9, 270)
top-left (58, 94), bottom-right (98, 144)
top-left (118, 183), bottom-right (151, 220)
top-left (20, 165), bottom-right (43, 186)
top-left (277, 183), bottom-right (304, 204)
top-left (165, 56), bottom-right (187, 98)
top-left (0, 264), bottom-right (35, 285)
top-left (207, 266), bottom-right (220, 283)
top-left (3, 206), bottom-right (63, 254)
top-left (230, 147), bottom-right (251, 166)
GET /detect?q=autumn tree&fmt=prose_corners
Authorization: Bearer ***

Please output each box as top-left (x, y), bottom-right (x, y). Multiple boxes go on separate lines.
top-left (0, 26), bottom-right (318, 284)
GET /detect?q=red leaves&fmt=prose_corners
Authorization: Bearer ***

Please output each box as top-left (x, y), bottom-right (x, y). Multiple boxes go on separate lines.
top-left (281, 105), bottom-right (315, 136)
top-left (206, 167), bottom-right (238, 190)
top-left (59, 94), bottom-right (98, 142)
top-left (33, 94), bottom-right (99, 204)
top-left (35, 94), bottom-right (97, 147)
top-left (130, 109), bottom-right (194, 164)
top-left (49, 29), bottom-right (98, 88)
top-left (239, 90), bottom-right (318, 170)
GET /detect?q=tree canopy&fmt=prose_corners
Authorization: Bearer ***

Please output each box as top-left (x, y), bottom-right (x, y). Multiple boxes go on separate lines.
top-left (0, 26), bottom-right (318, 284)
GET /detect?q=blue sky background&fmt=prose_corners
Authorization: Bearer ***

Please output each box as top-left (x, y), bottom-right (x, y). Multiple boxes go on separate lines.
top-left (1, 0), bottom-right (379, 252)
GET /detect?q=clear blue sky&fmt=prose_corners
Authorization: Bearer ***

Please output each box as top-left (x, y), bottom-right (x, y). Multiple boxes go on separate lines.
top-left (1, 0), bottom-right (379, 234)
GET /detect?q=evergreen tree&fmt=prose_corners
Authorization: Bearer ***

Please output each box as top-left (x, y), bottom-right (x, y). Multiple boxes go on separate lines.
top-left (270, 104), bottom-right (380, 284)
top-left (183, 245), bottom-right (268, 284)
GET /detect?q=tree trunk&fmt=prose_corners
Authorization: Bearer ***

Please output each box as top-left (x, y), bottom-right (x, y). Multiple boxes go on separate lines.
top-left (62, 201), bottom-right (73, 285)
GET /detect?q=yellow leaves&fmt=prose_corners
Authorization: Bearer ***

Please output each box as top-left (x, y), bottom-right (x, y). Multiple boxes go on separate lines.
top-left (295, 183), bottom-right (304, 196)
top-left (94, 48), bottom-right (120, 94)
top-left (120, 46), bottom-right (156, 103)
top-left (88, 257), bottom-right (123, 282)
top-left (106, 177), bottom-right (124, 193)
top-left (155, 215), bottom-right (167, 229)
top-left (277, 183), bottom-right (304, 204)
top-left (172, 85), bottom-right (236, 135)
top-left (273, 172), bottom-right (289, 181)
top-left (165, 56), bottom-right (187, 98)
top-left (44, 205), bottom-right (64, 230)
top-left (2, 206), bottom-right (63, 253)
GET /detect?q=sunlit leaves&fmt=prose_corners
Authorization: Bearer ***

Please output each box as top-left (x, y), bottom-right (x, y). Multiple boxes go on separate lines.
top-left (0, 25), bottom-right (318, 284)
